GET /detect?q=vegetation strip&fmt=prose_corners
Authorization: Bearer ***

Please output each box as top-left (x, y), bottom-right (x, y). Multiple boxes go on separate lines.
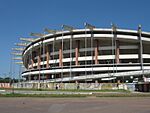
top-left (0, 93), bottom-right (87, 98)
top-left (0, 88), bottom-right (130, 92)
top-left (0, 92), bottom-right (150, 97)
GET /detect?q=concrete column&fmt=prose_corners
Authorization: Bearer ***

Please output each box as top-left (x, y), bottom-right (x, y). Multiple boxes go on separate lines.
top-left (46, 45), bottom-right (50, 68)
top-left (31, 58), bottom-right (34, 69)
top-left (37, 50), bottom-right (41, 69)
top-left (31, 52), bottom-right (34, 69)
top-left (75, 80), bottom-right (78, 84)
top-left (75, 40), bottom-right (80, 66)
top-left (117, 80), bottom-right (120, 84)
top-left (95, 80), bottom-right (98, 83)
top-left (27, 63), bottom-right (30, 70)
top-left (115, 40), bottom-right (120, 64)
top-left (59, 43), bottom-right (63, 67)
top-left (76, 80), bottom-right (80, 89)
top-left (95, 40), bottom-right (99, 64)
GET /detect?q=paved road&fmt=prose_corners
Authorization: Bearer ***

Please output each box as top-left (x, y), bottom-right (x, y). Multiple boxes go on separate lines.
top-left (0, 97), bottom-right (150, 113)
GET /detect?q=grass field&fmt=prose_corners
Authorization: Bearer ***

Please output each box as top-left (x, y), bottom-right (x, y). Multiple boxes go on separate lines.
top-left (0, 93), bottom-right (87, 98)
top-left (0, 91), bottom-right (150, 97)
top-left (0, 88), bottom-right (130, 92)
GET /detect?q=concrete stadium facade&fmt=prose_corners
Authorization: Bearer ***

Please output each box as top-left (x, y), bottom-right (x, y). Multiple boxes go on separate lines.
top-left (22, 26), bottom-right (150, 83)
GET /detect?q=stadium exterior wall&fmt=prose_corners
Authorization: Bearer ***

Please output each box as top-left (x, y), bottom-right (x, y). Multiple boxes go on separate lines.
top-left (21, 27), bottom-right (150, 83)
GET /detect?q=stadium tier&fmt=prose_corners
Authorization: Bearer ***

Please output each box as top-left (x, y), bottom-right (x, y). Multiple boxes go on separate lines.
top-left (21, 26), bottom-right (150, 83)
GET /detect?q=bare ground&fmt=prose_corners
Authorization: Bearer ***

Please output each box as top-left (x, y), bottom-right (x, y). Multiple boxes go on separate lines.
top-left (0, 97), bottom-right (150, 113)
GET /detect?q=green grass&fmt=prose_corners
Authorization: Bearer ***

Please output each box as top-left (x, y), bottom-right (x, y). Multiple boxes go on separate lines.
top-left (0, 93), bottom-right (87, 98)
top-left (1, 92), bottom-right (150, 98)
top-left (0, 88), bottom-right (130, 93)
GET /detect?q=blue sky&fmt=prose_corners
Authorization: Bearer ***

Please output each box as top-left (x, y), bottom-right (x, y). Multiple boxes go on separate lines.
top-left (0, 0), bottom-right (150, 78)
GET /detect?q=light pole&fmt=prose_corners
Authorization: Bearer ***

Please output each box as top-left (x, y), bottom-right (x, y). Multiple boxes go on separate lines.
top-left (62, 25), bottom-right (74, 82)
top-left (138, 25), bottom-right (144, 81)
top-left (84, 22), bottom-right (95, 81)
top-left (107, 60), bottom-right (110, 77)
top-left (30, 32), bottom-right (45, 89)
top-left (12, 52), bottom-right (15, 94)
top-left (84, 25), bottom-right (87, 85)
top-left (42, 31), bottom-right (46, 88)
top-left (44, 28), bottom-right (57, 83)
top-left (41, 75), bottom-right (45, 88)
top-left (51, 74), bottom-right (54, 89)
top-left (9, 52), bottom-right (13, 89)
top-left (111, 23), bottom-right (117, 82)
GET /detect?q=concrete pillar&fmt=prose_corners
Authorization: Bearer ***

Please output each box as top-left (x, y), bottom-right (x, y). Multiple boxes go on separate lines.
top-left (27, 63), bottom-right (30, 70)
top-left (37, 50), bottom-right (41, 69)
top-left (75, 80), bottom-right (78, 84)
top-left (75, 80), bottom-right (80, 89)
top-left (95, 40), bottom-right (99, 64)
top-left (75, 40), bottom-right (80, 66)
top-left (95, 80), bottom-right (98, 83)
top-left (117, 80), bottom-right (120, 84)
top-left (46, 45), bottom-right (50, 68)
top-left (31, 52), bottom-right (34, 69)
top-left (31, 59), bottom-right (34, 69)
top-left (59, 42), bottom-right (63, 67)
top-left (115, 40), bottom-right (120, 64)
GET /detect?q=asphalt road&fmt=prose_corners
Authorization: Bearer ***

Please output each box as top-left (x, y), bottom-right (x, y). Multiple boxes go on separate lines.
top-left (0, 97), bottom-right (150, 113)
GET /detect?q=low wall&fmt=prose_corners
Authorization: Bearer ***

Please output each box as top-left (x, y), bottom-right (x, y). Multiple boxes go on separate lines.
top-left (12, 82), bottom-right (129, 90)
top-left (0, 83), bottom-right (11, 88)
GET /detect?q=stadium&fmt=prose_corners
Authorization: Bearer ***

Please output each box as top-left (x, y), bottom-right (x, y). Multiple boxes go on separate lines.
top-left (20, 24), bottom-right (150, 84)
